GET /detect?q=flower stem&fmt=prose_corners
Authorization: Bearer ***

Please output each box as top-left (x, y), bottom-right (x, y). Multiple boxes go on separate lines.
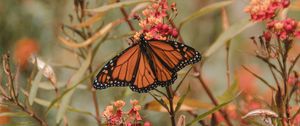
top-left (166, 86), bottom-right (176, 126)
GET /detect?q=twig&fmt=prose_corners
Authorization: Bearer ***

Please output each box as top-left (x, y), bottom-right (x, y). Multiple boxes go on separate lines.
top-left (166, 86), bottom-right (176, 126)
top-left (256, 55), bottom-right (282, 74)
top-left (288, 53), bottom-right (300, 77)
top-left (187, 110), bottom-right (208, 126)
top-left (242, 66), bottom-right (276, 91)
top-left (1, 54), bottom-right (48, 126)
top-left (174, 68), bottom-right (192, 92)
top-left (154, 89), bottom-right (168, 98)
top-left (169, 12), bottom-right (234, 126)
top-left (167, 13), bottom-right (183, 42)
top-left (167, 10), bottom-right (234, 126)
top-left (221, 8), bottom-right (231, 88)
top-left (117, 0), bottom-right (135, 31)
top-left (194, 68), bottom-right (233, 126)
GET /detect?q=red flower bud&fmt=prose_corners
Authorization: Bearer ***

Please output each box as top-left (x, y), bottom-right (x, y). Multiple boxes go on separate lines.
top-left (284, 24), bottom-right (293, 31)
top-left (156, 23), bottom-right (163, 30)
top-left (144, 121), bottom-right (152, 126)
top-left (295, 31), bottom-right (300, 39)
top-left (168, 26), bottom-right (173, 34)
top-left (282, 0), bottom-right (290, 8)
top-left (279, 31), bottom-right (287, 40)
top-left (162, 24), bottom-right (169, 31)
top-left (172, 29), bottom-right (178, 38)
top-left (263, 31), bottom-right (272, 42)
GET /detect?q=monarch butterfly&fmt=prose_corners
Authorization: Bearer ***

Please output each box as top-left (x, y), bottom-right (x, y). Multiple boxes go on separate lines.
top-left (93, 35), bottom-right (201, 93)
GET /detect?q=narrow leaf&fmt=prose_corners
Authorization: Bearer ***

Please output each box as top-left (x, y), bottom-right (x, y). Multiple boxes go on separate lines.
top-left (187, 94), bottom-right (239, 126)
top-left (145, 96), bottom-right (212, 112)
top-left (72, 13), bottom-right (105, 28)
top-left (45, 67), bottom-right (96, 114)
top-left (175, 86), bottom-right (190, 112)
top-left (21, 88), bottom-right (93, 117)
top-left (179, 1), bottom-right (232, 29)
top-left (0, 112), bottom-right (27, 117)
top-left (38, 81), bottom-right (86, 90)
top-left (217, 80), bottom-right (238, 103)
top-left (28, 67), bottom-right (44, 105)
top-left (204, 19), bottom-right (256, 57)
top-left (56, 50), bottom-right (92, 123)
top-left (86, 0), bottom-right (149, 13)
top-left (59, 22), bottom-right (114, 48)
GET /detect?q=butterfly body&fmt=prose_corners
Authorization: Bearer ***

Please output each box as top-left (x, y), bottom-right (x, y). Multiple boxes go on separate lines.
top-left (93, 36), bottom-right (201, 93)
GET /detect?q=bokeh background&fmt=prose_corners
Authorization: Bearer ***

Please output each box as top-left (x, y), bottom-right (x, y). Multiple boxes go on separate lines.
top-left (0, 0), bottom-right (300, 126)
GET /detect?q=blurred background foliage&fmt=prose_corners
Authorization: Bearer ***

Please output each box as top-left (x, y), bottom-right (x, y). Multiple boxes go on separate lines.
top-left (0, 0), bottom-right (300, 126)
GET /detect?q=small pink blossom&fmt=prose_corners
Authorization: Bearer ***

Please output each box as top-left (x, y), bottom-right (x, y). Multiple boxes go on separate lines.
top-left (244, 0), bottom-right (290, 21)
top-left (102, 105), bottom-right (114, 117)
top-left (266, 18), bottom-right (300, 41)
top-left (263, 31), bottom-right (272, 42)
top-left (287, 75), bottom-right (300, 86)
top-left (292, 114), bottom-right (300, 125)
top-left (144, 121), bottom-right (152, 126)
top-left (102, 100), bottom-right (147, 125)
top-left (130, 99), bottom-right (139, 106)
top-left (134, 0), bottom-right (178, 40)
top-left (114, 100), bottom-right (126, 109)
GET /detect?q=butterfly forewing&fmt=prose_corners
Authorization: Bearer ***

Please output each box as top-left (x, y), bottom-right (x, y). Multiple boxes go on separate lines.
top-left (148, 40), bottom-right (201, 72)
top-left (94, 44), bottom-right (140, 89)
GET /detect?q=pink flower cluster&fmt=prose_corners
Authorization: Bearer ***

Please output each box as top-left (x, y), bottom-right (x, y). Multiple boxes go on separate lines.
top-left (102, 100), bottom-right (150, 126)
top-left (264, 18), bottom-right (300, 41)
top-left (134, 0), bottom-right (178, 40)
top-left (288, 74), bottom-right (300, 87)
top-left (244, 0), bottom-right (290, 21)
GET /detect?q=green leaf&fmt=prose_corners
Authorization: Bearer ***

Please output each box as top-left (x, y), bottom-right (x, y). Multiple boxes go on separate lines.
top-left (187, 94), bottom-right (238, 126)
top-left (55, 50), bottom-right (92, 123)
top-left (175, 86), bottom-right (190, 112)
top-left (217, 80), bottom-right (239, 103)
top-left (86, 0), bottom-right (149, 13)
top-left (149, 92), bottom-right (169, 111)
top-left (204, 19), bottom-right (256, 57)
top-left (45, 68), bottom-right (96, 115)
top-left (179, 1), bottom-right (233, 29)
top-left (0, 112), bottom-right (27, 117)
top-left (38, 81), bottom-right (86, 90)
top-left (28, 67), bottom-right (44, 105)
top-left (30, 96), bottom-right (94, 116)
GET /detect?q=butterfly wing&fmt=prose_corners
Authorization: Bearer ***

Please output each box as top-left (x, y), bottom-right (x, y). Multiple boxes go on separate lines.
top-left (93, 39), bottom-right (201, 93)
top-left (93, 43), bottom-right (159, 93)
top-left (130, 50), bottom-right (158, 92)
top-left (93, 44), bottom-right (141, 90)
top-left (148, 40), bottom-right (201, 73)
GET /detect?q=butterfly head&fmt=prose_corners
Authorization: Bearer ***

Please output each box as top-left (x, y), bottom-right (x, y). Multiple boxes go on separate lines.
top-left (139, 34), bottom-right (146, 42)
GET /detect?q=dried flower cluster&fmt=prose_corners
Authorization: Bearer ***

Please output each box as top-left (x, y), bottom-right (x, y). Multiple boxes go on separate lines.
top-left (102, 100), bottom-right (150, 126)
top-left (244, 0), bottom-right (290, 21)
top-left (134, 0), bottom-right (178, 40)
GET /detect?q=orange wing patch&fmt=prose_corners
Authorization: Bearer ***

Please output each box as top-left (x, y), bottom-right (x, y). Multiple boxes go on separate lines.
top-left (95, 45), bottom-right (140, 86)
top-left (149, 41), bottom-right (184, 68)
top-left (134, 53), bottom-right (155, 88)
top-left (151, 53), bottom-right (173, 82)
